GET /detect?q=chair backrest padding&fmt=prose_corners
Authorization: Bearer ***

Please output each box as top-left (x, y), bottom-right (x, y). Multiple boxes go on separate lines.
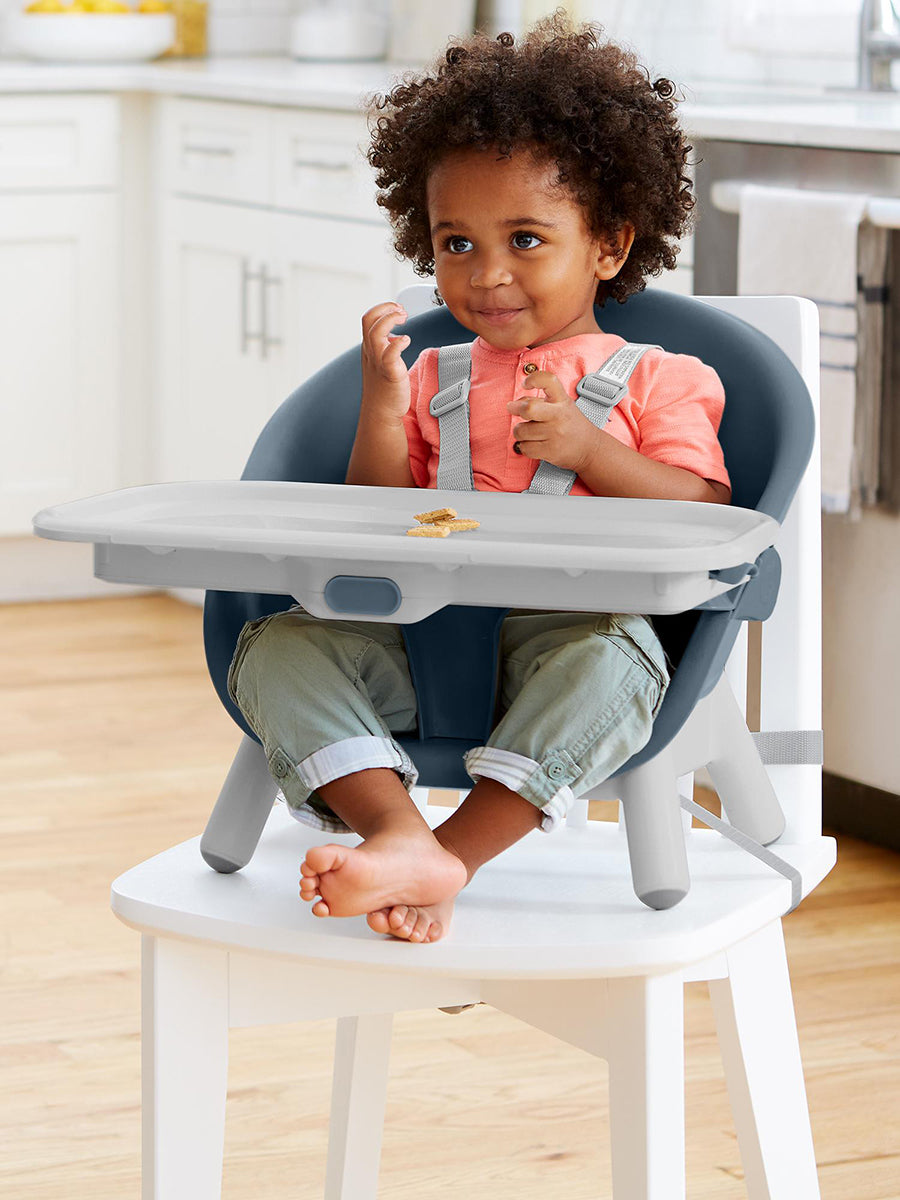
top-left (204, 289), bottom-right (814, 776)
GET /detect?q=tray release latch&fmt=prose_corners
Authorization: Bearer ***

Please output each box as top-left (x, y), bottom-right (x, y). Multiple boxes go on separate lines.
top-left (324, 575), bottom-right (402, 617)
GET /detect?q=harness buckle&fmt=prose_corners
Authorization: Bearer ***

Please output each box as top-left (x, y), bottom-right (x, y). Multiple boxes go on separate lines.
top-left (576, 373), bottom-right (628, 407)
top-left (429, 379), bottom-right (470, 417)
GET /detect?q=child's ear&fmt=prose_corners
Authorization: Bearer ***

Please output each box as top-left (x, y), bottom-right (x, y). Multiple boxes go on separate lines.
top-left (595, 224), bottom-right (635, 281)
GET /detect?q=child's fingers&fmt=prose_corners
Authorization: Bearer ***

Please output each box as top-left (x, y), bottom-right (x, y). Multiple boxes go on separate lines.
top-left (361, 301), bottom-right (407, 340)
top-left (518, 369), bottom-right (566, 400)
top-left (508, 396), bottom-right (556, 420)
top-left (363, 306), bottom-right (408, 354)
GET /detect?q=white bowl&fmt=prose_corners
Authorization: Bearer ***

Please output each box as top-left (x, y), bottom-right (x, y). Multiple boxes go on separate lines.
top-left (9, 13), bottom-right (176, 63)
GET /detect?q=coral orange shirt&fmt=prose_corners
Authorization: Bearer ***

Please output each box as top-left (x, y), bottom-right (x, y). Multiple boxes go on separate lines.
top-left (403, 331), bottom-right (731, 495)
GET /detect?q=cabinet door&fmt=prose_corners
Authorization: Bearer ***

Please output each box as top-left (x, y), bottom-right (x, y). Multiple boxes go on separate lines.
top-left (267, 212), bottom-right (395, 402)
top-left (0, 192), bottom-right (118, 535)
top-left (157, 197), bottom-right (285, 483)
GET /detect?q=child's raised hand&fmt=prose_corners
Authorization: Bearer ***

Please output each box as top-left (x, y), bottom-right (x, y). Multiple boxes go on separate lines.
top-left (507, 370), bottom-right (600, 475)
top-left (360, 301), bottom-right (412, 423)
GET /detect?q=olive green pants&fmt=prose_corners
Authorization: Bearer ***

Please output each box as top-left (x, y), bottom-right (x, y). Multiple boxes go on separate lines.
top-left (227, 606), bottom-right (670, 835)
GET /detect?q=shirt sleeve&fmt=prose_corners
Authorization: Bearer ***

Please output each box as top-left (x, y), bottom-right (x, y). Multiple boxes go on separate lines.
top-left (637, 353), bottom-right (732, 490)
top-left (402, 349), bottom-right (432, 489)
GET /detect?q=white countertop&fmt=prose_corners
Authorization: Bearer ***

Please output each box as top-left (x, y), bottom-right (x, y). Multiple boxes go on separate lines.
top-left (2, 54), bottom-right (900, 152)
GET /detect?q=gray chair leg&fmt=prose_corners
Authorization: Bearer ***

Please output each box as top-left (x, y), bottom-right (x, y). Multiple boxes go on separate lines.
top-left (200, 734), bottom-right (276, 873)
top-left (706, 676), bottom-right (786, 846)
top-left (617, 745), bottom-right (690, 910)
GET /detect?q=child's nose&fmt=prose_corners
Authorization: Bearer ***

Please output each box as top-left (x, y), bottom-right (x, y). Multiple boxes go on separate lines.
top-left (471, 251), bottom-right (513, 289)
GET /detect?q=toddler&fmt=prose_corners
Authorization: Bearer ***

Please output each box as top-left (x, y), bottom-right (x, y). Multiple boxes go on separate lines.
top-left (227, 10), bottom-right (731, 944)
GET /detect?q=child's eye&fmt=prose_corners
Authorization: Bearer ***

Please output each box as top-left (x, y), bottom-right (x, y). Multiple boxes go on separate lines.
top-left (512, 232), bottom-right (542, 249)
top-left (444, 236), bottom-right (472, 254)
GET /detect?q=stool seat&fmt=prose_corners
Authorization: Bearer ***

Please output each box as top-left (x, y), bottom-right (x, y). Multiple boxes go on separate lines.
top-left (112, 803), bottom-right (836, 980)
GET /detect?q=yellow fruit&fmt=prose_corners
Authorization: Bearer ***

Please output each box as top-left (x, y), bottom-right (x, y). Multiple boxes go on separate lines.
top-left (24, 0), bottom-right (67, 11)
top-left (138, 0), bottom-right (170, 10)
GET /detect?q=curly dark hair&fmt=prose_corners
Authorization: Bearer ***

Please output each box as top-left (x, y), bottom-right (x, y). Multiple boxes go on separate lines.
top-left (363, 8), bottom-right (695, 306)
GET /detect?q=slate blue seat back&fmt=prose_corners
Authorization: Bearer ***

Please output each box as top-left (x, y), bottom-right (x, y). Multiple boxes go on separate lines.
top-left (203, 289), bottom-right (814, 789)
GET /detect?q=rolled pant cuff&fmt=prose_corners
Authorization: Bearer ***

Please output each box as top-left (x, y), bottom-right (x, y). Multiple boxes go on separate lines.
top-left (280, 735), bottom-right (420, 835)
top-left (463, 746), bottom-right (576, 833)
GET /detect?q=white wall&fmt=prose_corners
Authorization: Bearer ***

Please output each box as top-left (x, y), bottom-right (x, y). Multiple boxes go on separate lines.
top-left (575, 0), bottom-right (866, 90)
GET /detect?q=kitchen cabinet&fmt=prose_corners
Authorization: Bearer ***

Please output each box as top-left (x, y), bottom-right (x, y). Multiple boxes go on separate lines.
top-left (0, 95), bottom-right (120, 537)
top-left (155, 97), bottom-right (417, 483)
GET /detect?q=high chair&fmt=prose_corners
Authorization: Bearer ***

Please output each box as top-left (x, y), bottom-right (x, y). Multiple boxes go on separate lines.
top-left (33, 287), bottom-right (837, 1198)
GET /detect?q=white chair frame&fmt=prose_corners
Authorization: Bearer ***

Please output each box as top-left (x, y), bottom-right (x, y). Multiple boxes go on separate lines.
top-left (113, 291), bottom-right (836, 1199)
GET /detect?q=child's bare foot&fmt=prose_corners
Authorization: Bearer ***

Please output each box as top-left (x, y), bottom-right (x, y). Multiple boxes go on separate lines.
top-left (367, 894), bottom-right (457, 943)
top-left (299, 824), bottom-right (467, 920)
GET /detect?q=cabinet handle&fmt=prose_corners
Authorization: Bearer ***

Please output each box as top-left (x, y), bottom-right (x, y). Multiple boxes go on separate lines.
top-left (183, 143), bottom-right (238, 157)
top-left (292, 158), bottom-right (353, 173)
top-left (261, 265), bottom-right (283, 360)
top-left (241, 259), bottom-right (264, 356)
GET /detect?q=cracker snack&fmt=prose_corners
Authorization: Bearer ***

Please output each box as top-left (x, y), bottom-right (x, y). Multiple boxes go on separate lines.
top-left (435, 518), bottom-right (480, 532)
top-left (406, 507), bottom-right (480, 537)
top-left (406, 524), bottom-right (451, 537)
top-left (413, 506), bottom-right (457, 524)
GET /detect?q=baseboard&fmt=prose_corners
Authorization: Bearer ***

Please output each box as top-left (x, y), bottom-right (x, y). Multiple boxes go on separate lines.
top-left (823, 771), bottom-right (900, 853)
top-left (0, 536), bottom-right (154, 603)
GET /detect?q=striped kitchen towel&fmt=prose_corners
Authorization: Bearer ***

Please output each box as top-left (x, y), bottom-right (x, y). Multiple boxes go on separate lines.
top-left (736, 183), bottom-right (889, 517)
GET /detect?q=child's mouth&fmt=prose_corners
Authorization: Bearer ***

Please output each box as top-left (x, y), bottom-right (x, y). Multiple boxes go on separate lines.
top-left (477, 308), bottom-right (523, 325)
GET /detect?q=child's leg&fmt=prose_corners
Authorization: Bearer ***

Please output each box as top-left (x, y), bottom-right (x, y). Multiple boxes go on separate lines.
top-left (227, 605), bottom-right (421, 832)
top-left (371, 610), bottom-right (671, 941)
top-left (298, 766), bottom-right (467, 926)
top-left (229, 607), bottom-right (466, 936)
top-left (462, 610), bottom-right (671, 831)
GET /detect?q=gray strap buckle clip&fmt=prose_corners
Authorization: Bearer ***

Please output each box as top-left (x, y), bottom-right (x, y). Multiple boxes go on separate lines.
top-left (575, 372), bottom-right (627, 407)
top-left (429, 379), bottom-right (470, 417)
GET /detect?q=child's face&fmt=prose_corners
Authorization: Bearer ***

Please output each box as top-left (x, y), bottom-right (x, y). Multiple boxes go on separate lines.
top-left (427, 146), bottom-right (633, 349)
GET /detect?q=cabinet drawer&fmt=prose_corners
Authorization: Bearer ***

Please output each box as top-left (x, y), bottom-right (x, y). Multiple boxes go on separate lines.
top-left (0, 94), bottom-right (118, 191)
top-left (272, 109), bottom-right (378, 222)
top-left (162, 97), bottom-right (273, 207)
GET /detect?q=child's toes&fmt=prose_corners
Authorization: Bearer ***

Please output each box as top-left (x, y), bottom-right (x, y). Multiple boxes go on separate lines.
top-left (299, 874), bottom-right (320, 900)
top-left (388, 905), bottom-right (410, 931)
top-left (312, 899), bottom-right (331, 917)
top-left (426, 922), bottom-right (442, 942)
top-left (367, 909), bottom-right (392, 934)
top-left (408, 911), bottom-right (431, 942)
top-left (303, 843), bottom-right (347, 877)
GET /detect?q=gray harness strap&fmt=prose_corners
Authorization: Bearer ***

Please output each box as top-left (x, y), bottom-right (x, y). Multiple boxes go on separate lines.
top-left (429, 343), bottom-right (475, 491)
top-left (430, 341), bottom-right (660, 494)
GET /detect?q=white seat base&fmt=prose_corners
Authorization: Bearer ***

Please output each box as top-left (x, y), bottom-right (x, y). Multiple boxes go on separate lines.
top-left (112, 801), bottom-right (836, 981)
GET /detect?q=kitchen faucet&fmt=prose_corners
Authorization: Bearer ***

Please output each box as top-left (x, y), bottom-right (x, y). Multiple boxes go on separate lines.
top-left (858, 0), bottom-right (900, 89)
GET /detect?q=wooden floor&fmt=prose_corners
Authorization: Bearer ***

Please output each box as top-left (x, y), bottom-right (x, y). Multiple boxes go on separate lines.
top-left (1, 594), bottom-right (898, 1200)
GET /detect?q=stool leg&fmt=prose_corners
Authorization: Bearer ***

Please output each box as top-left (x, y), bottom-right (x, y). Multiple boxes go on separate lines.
top-left (325, 1013), bottom-right (394, 1200)
top-left (607, 973), bottom-right (685, 1199)
top-left (707, 675), bottom-right (786, 846)
top-left (709, 920), bottom-right (821, 1199)
top-left (617, 747), bottom-right (690, 909)
top-left (142, 936), bottom-right (229, 1200)
top-left (200, 734), bottom-right (276, 873)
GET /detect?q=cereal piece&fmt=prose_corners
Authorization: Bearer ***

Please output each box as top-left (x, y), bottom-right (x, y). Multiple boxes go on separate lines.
top-left (406, 524), bottom-right (451, 537)
top-left (436, 519), bottom-right (480, 532)
top-left (414, 506), bottom-right (457, 524)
